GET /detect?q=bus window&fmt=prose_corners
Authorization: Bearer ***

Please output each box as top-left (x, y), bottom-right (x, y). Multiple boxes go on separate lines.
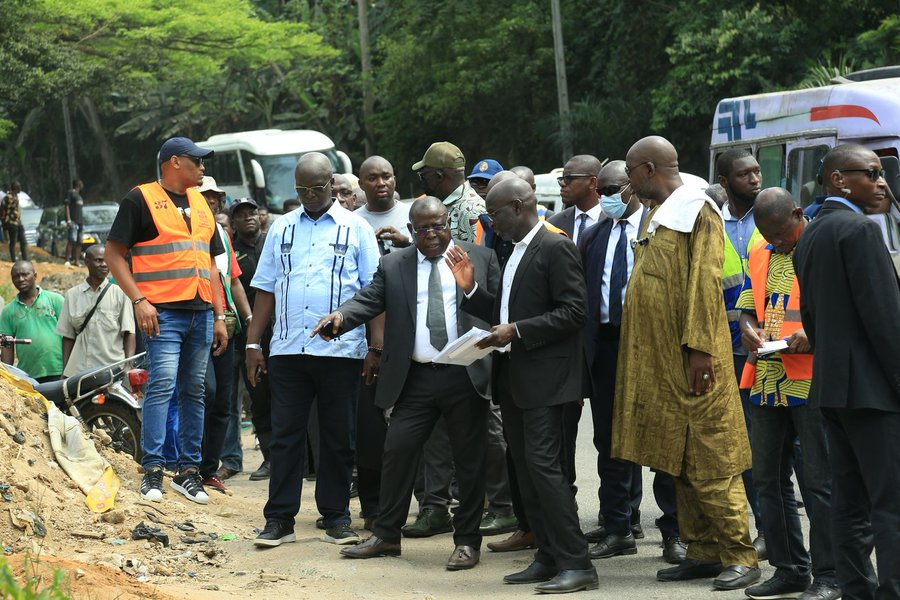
top-left (879, 154), bottom-right (900, 201)
top-left (756, 145), bottom-right (784, 191)
top-left (786, 145), bottom-right (829, 207)
top-left (212, 150), bottom-right (243, 187)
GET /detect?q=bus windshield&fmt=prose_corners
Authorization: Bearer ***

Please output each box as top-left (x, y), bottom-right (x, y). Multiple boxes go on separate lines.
top-left (254, 151), bottom-right (342, 211)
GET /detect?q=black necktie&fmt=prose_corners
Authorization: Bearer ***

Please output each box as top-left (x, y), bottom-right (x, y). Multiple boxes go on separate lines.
top-left (426, 256), bottom-right (448, 350)
top-left (609, 221), bottom-right (628, 327)
top-left (577, 213), bottom-right (588, 242)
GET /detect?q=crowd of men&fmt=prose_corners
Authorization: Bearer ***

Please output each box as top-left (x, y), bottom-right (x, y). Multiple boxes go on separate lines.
top-left (1, 134), bottom-right (897, 599)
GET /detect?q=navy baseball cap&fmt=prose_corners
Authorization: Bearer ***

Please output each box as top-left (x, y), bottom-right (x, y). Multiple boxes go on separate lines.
top-left (467, 159), bottom-right (503, 181)
top-left (158, 137), bottom-right (214, 164)
top-left (229, 197), bottom-right (259, 216)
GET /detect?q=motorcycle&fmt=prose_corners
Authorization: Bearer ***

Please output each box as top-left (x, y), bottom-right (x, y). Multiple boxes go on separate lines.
top-left (0, 335), bottom-right (148, 461)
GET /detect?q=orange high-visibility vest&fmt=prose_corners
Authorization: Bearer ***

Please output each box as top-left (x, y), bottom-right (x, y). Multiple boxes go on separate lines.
top-left (130, 182), bottom-right (214, 304)
top-left (740, 238), bottom-right (812, 387)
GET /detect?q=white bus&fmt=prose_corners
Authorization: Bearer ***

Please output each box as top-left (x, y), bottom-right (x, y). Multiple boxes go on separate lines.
top-left (709, 67), bottom-right (900, 205)
top-left (199, 129), bottom-right (352, 213)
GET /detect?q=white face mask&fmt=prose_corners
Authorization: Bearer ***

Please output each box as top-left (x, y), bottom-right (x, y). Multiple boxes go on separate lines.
top-left (601, 192), bottom-right (628, 219)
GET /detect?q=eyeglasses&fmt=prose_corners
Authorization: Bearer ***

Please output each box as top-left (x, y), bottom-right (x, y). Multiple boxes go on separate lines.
top-left (486, 199), bottom-right (521, 224)
top-left (413, 224), bottom-right (448, 237)
top-left (624, 161), bottom-right (651, 177)
top-left (335, 189), bottom-right (355, 197)
top-left (179, 155), bottom-right (204, 167)
top-left (597, 182), bottom-right (630, 196)
top-left (417, 169), bottom-right (442, 182)
top-left (557, 174), bottom-right (594, 186)
top-left (295, 184), bottom-right (329, 196)
top-left (838, 168), bottom-right (886, 182)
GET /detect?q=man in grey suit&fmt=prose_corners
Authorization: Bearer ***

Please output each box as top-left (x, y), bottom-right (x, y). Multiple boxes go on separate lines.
top-left (313, 197), bottom-right (500, 571)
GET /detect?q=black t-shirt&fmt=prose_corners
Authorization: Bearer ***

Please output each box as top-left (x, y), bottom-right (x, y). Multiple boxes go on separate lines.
top-left (64, 189), bottom-right (83, 224)
top-left (232, 232), bottom-right (266, 308)
top-left (108, 187), bottom-right (224, 310)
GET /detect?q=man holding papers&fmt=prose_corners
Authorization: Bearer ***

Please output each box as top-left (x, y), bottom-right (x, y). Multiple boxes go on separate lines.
top-left (736, 188), bottom-right (838, 600)
top-left (313, 197), bottom-right (500, 571)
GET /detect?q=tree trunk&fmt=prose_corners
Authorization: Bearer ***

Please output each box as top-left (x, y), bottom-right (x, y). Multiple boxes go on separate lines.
top-left (77, 96), bottom-right (121, 196)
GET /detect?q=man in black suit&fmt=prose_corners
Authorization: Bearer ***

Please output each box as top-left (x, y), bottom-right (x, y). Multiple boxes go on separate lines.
top-left (579, 160), bottom-right (683, 564)
top-left (314, 197), bottom-right (500, 571)
top-left (447, 178), bottom-right (597, 593)
top-left (794, 144), bottom-right (900, 600)
top-left (547, 154), bottom-right (603, 498)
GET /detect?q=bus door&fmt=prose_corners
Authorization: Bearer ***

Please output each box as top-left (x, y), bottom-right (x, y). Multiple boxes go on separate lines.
top-left (784, 138), bottom-right (835, 207)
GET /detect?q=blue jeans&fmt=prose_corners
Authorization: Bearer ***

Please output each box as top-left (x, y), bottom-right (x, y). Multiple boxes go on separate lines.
top-left (140, 309), bottom-right (212, 470)
top-left (218, 363), bottom-right (243, 471)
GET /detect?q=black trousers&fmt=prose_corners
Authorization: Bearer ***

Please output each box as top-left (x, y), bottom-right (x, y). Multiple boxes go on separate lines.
top-left (264, 355), bottom-right (359, 527)
top-left (373, 363), bottom-right (487, 548)
top-left (356, 379), bottom-right (386, 519)
top-left (3, 224), bottom-right (26, 261)
top-left (200, 338), bottom-right (235, 477)
top-left (590, 327), bottom-right (679, 538)
top-left (822, 407), bottom-right (900, 600)
top-left (497, 357), bottom-right (591, 570)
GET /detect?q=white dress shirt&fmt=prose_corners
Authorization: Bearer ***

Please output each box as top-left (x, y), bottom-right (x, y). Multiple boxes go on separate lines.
top-left (411, 242), bottom-right (460, 362)
top-left (573, 203), bottom-right (603, 245)
top-left (600, 209), bottom-right (643, 323)
top-left (500, 221), bottom-right (543, 325)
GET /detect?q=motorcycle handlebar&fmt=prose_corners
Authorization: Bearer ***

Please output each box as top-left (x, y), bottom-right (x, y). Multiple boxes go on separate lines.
top-left (0, 335), bottom-right (32, 347)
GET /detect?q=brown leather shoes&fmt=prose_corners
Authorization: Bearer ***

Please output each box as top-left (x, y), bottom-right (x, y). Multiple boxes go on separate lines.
top-left (339, 535), bottom-right (401, 559)
top-left (446, 545), bottom-right (480, 570)
top-left (487, 529), bottom-right (536, 552)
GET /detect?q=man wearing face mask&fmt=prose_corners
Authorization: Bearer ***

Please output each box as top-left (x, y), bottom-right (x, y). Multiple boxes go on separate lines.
top-left (579, 161), bottom-right (684, 564)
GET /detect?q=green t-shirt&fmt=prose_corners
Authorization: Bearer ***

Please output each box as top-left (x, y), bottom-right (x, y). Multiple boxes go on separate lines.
top-left (0, 288), bottom-right (65, 379)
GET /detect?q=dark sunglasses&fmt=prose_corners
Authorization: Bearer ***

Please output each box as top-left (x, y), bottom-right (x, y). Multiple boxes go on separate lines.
top-left (557, 174), bottom-right (594, 185)
top-left (597, 182), bottom-right (630, 197)
top-left (179, 155), bottom-right (204, 167)
top-left (838, 168), bottom-right (886, 182)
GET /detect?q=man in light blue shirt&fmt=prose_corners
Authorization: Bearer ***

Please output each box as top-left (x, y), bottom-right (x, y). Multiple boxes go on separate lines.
top-left (246, 152), bottom-right (379, 548)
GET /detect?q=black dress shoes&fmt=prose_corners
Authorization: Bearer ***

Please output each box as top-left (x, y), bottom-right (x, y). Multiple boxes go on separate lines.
top-left (712, 564), bottom-right (761, 590)
top-left (657, 558), bottom-right (723, 581)
top-left (253, 520), bottom-right (295, 548)
top-left (588, 533), bottom-right (637, 559)
top-left (504, 561), bottom-right (558, 584)
top-left (534, 568), bottom-right (599, 594)
top-left (339, 535), bottom-right (401, 558)
top-left (662, 535), bottom-right (688, 564)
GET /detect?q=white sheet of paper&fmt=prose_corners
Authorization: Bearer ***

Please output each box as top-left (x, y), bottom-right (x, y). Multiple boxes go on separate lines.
top-left (757, 339), bottom-right (789, 356)
top-left (432, 327), bottom-right (493, 366)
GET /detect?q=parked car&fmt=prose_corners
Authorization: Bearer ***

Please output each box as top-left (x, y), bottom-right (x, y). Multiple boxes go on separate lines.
top-left (535, 167), bottom-right (564, 215)
top-left (20, 208), bottom-right (43, 246)
top-left (37, 203), bottom-right (119, 257)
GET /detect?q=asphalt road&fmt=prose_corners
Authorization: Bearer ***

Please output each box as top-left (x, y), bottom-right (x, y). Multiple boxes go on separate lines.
top-left (202, 400), bottom-right (799, 599)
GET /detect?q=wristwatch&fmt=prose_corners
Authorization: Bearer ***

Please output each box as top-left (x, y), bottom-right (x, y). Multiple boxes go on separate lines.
top-left (214, 314), bottom-right (226, 321)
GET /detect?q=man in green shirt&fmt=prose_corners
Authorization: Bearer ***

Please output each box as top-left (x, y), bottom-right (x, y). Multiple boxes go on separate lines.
top-left (0, 261), bottom-right (65, 381)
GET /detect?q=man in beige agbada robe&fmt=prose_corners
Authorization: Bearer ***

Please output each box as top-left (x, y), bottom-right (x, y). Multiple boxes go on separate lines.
top-left (612, 136), bottom-right (759, 590)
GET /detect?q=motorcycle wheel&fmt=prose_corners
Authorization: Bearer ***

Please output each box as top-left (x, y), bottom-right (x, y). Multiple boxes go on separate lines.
top-left (79, 401), bottom-right (143, 463)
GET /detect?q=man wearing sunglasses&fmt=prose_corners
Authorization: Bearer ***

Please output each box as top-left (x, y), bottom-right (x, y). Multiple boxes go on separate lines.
top-left (106, 136), bottom-right (229, 506)
top-left (548, 155), bottom-right (604, 246)
top-left (794, 144), bottom-right (900, 600)
top-left (314, 197), bottom-right (500, 571)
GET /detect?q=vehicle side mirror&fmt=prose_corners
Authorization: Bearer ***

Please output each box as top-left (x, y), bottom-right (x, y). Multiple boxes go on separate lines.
top-left (250, 159), bottom-right (266, 190)
top-left (336, 151), bottom-right (352, 175)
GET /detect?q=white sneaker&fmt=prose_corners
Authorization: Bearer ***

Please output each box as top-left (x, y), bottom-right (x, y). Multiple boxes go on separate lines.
top-left (140, 466), bottom-right (164, 502)
top-left (170, 468), bottom-right (209, 505)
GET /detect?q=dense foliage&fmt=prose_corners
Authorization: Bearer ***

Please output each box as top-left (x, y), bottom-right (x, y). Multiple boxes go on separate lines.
top-left (0, 0), bottom-right (896, 203)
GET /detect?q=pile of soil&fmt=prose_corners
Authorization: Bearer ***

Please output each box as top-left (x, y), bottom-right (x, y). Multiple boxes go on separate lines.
top-left (0, 377), bottom-right (254, 597)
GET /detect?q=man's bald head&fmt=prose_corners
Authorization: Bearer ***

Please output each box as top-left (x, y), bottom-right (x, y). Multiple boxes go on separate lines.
top-left (822, 144), bottom-right (873, 180)
top-left (295, 152), bottom-right (334, 216)
top-left (510, 166), bottom-right (536, 190)
top-left (296, 152), bottom-right (333, 179)
top-left (409, 196), bottom-right (448, 223)
top-left (598, 160), bottom-right (627, 184)
top-left (565, 155), bottom-right (604, 177)
top-left (486, 170), bottom-right (519, 192)
top-left (626, 136), bottom-right (682, 202)
top-left (754, 187), bottom-right (805, 254)
top-left (359, 155), bottom-right (393, 178)
top-left (487, 177), bottom-right (536, 209)
top-left (754, 187), bottom-right (796, 224)
top-left (626, 136), bottom-right (678, 168)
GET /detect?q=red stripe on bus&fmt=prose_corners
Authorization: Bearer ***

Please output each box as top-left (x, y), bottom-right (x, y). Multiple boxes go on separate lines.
top-left (810, 105), bottom-right (880, 125)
